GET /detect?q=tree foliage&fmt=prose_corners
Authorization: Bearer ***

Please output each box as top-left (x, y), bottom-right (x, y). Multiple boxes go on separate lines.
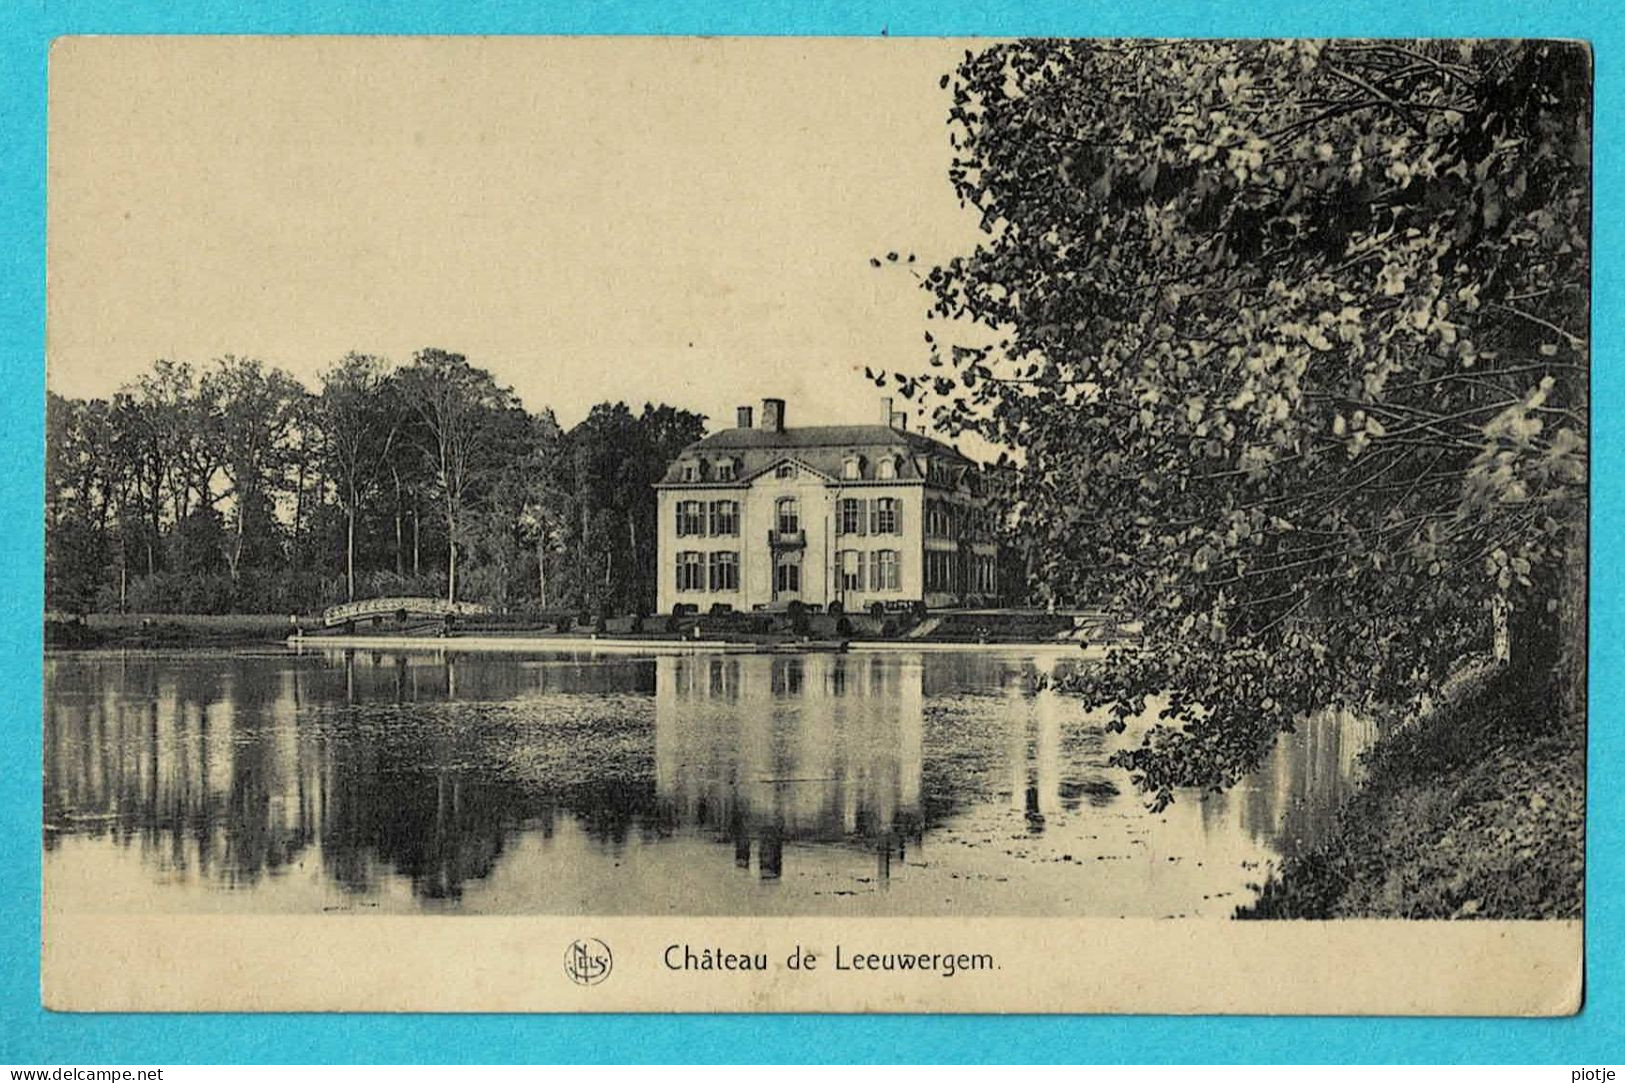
top-left (48, 349), bottom-right (707, 619)
top-left (878, 39), bottom-right (1589, 806)
top-left (395, 348), bottom-right (530, 603)
top-left (316, 353), bottom-right (400, 601)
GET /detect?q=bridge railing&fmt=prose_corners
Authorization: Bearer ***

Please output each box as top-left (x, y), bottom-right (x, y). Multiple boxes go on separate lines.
top-left (321, 597), bottom-right (492, 628)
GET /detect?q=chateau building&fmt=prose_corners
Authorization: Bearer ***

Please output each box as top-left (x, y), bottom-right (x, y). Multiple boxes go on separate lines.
top-left (655, 397), bottom-right (1002, 614)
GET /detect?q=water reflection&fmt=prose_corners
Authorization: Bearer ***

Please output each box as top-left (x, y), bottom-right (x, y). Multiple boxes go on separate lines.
top-left (655, 655), bottom-right (927, 884)
top-left (43, 648), bottom-right (1375, 916)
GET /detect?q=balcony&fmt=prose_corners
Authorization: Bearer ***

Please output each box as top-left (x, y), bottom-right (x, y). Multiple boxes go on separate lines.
top-left (768, 528), bottom-right (805, 549)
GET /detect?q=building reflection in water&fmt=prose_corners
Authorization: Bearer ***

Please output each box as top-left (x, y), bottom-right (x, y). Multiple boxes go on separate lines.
top-left (43, 647), bottom-right (1377, 912)
top-left (653, 654), bottom-right (925, 884)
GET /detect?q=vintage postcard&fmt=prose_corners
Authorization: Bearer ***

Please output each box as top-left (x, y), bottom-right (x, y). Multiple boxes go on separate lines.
top-left (41, 36), bottom-right (1586, 1014)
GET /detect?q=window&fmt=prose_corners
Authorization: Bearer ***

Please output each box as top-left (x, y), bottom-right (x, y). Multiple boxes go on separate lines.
top-left (842, 456), bottom-right (862, 480)
top-left (676, 500), bottom-right (705, 537)
top-left (714, 458), bottom-right (736, 482)
top-left (680, 461), bottom-right (701, 482)
top-left (876, 550), bottom-right (900, 591)
top-left (776, 560), bottom-right (800, 594)
top-left (709, 500), bottom-right (739, 537)
top-left (877, 457), bottom-right (897, 480)
top-left (775, 463), bottom-right (796, 479)
top-left (676, 551), bottom-right (704, 592)
top-left (839, 550), bottom-right (866, 592)
top-left (708, 551), bottom-right (739, 592)
top-left (777, 497), bottom-right (800, 535)
top-left (871, 497), bottom-right (899, 535)
top-left (839, 498), bottom-right (865, 536)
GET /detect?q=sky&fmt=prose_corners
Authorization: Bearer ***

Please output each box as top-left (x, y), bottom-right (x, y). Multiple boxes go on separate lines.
top-left (46, 36), bottom-right (986, 431)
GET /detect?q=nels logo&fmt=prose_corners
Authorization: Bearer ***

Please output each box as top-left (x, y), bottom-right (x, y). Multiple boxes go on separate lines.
top-left (564, 938), bottom-right (613, 986)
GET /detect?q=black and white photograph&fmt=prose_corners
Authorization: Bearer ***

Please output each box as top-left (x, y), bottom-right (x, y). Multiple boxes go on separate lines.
top-left (41, 36), bottom-right (1588, 1013)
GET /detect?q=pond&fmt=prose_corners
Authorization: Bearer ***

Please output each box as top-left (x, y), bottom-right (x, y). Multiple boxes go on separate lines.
top-left (43, 647), bottom-right (1375, 918)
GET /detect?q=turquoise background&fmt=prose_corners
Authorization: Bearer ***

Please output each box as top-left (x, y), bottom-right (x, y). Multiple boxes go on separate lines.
top-left (1, 0), bottom-right (1617, 1064)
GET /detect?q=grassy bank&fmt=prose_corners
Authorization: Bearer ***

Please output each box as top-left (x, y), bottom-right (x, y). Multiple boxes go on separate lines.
top-left (45, 612), bottom-right (308, 649)
top-left (46, 607), bottom-right (1109, 649)
top-left (1238, 666), bottom-right (1584, 920)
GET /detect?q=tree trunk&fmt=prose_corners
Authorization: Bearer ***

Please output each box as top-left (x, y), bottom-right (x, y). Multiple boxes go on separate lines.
top-left (1548, 506), bottom-right (1588, 733)
top-left (346, 502), bottom-right (357, 602)
top-left (292, 457), bottom-right (307, 561)
top-left (627, 516), bottom-right (638, 612)
top-left (1505, 520), bottom-right (1585, 735)
top-left (536, 536), bottom-right (547, 608)
top-left (393, 470), bottom-right (405, 577)
top-left (446, 510), bottom-right (457, 604)
top-left (147, 503), bottom-right (159, 575)
top-left (413, 506), bottom-right (421, 578)
top-left (230, 502), bottom-right (246, 583)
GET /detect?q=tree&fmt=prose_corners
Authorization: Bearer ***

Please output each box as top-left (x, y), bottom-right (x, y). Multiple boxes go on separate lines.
top-left (46, 393), bottom-right (123, 612)
top-left (47, 349), bottom-right (708, 616)
top-left (550, 402), bottom-right (705, 615)
top-left (511, 410), bottom-right (567, 608)
top-left (395, 349), bottom-right (527, 603)
top-left (206, 356), bottom-right (307, 585)
top-left (878, 40), bottom-right (1588, 806)
top-left (630, 403), bottom-right (709, 609)
top-left (315, 353), bottom-right (401, 601)
top-left (113, 360), bottom-right (204, 576)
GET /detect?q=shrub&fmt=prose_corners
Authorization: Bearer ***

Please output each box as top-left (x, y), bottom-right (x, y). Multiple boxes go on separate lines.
top-left (881, 619), bottom-right (898, 637)
top-left (125, 573), bottom-right (180, 614)
top-left (787, 599), bottom-right (810, 635)
top-left (869, 601), bottom-right (886, 619)
top-left (835, 616), bottom-right (854, 637)
top-left (555, 615), bottom-right (572, 633)
top-left (366, 569), bottom-right (447, 602)
top-left (709, 602), bottom-right (734, 616)
top-left (827, 600), bottom-right (844, 616)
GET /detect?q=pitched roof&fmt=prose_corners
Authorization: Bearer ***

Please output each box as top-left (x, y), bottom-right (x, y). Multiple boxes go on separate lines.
top-left (657, 424), bottom-right (975, 486)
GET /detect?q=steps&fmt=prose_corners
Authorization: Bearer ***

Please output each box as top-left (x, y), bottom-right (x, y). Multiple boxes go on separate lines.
top-left (905, 616), bottom-right (945, 639)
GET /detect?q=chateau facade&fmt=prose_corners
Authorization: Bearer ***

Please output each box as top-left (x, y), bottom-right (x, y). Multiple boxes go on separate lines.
top-left (654, 397), bottom-right (1001, 614)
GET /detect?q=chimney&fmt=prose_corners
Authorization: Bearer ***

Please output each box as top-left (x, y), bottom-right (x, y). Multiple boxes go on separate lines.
top-left (761, 397), bottom-right (786, 433)
top-left (737, 405), bottom-right (754, 430)
top-left (881, 396), bottom-right (893, 425)
top-left (891, 410), bottom-right (908, 430)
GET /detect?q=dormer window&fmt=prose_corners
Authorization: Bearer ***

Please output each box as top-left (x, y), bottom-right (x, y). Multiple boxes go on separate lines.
top-left (680, 460), bottom-right (701, 482)
top-left (842, 456), bottom-right (862, 480)
top-left (775, 463), bottom-right (797, 479)
top-left (715, 458), bottom-right (736, 482)
top-left (876, 456), bottom-right (897, 480)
